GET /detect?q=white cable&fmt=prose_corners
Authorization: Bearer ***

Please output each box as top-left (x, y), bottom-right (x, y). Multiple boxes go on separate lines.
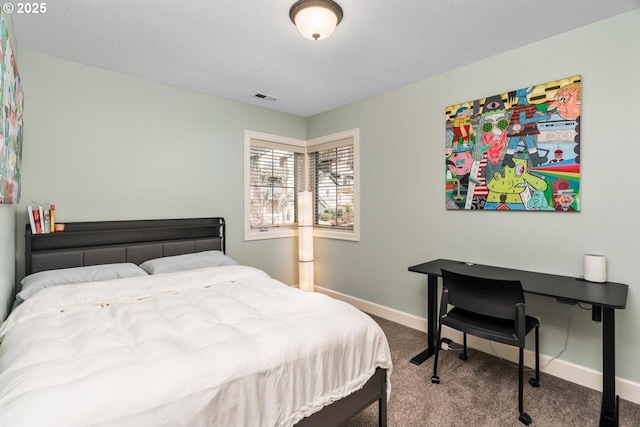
top-left (451, 308), bottom-right (576, 372)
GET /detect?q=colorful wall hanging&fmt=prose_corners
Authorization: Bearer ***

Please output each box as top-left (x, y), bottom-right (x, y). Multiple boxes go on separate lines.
top-left (0, 13), bottom-right (24, 204)
top-left (445, 75), bottom-right (581, 211)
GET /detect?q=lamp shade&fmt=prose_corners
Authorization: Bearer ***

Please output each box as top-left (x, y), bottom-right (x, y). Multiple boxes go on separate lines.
top-left (299, 259), bottom-right (314, 292)
top-left (290, 0), bottom-right (343, 41)
top-left (299, 227), bottom-right (314, 262)
top-left (298, 190), bottom-right (314, 291)
top-left (298, 190), bottom-right (313, 226)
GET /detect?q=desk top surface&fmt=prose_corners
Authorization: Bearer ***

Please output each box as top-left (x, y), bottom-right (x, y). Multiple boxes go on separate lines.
top-left (409, 259), bottom-right (628, 309)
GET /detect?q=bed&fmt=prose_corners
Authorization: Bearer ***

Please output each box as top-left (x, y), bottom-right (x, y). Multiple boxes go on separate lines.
top-left (0, 217), bottom-right (392, 427)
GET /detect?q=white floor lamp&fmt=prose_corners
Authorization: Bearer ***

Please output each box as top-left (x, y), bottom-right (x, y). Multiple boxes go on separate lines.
top-left (298, 191), bottom-right (314, 291)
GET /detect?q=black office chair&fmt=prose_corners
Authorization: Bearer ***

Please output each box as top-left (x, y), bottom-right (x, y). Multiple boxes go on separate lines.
top-left (431, 269), bottom-right (540, 425)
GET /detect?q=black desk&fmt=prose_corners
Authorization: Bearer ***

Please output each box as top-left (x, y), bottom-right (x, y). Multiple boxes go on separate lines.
top-left (408, 259), bottom-right (629, 427)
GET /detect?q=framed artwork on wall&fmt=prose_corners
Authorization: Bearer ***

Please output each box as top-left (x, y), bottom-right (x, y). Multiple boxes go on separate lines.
top-left (445, 75), bottom-right (581, 211)
top-left (0, 13), bottom-right (24, 204)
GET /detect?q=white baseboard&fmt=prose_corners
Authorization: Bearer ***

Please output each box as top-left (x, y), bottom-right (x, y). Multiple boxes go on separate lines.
top-left (314, 285), bottom-right (640, 406)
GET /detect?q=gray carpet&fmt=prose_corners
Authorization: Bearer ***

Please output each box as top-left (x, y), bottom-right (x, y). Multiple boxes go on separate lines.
top-left (345, 314), bottom-right (640, 427)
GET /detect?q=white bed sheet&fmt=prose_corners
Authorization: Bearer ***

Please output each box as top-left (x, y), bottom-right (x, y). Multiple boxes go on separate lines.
top-left (0, 265), bottom-right (392, 427)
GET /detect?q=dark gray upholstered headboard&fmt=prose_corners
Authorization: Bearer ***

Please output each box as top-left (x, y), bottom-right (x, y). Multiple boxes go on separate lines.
top-left (25, 217), bottom-right (226, 278)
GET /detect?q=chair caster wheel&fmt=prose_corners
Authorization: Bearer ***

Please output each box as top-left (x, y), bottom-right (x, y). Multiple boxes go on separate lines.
top-left (431, 376), bottom-right (440, 384)
top-left (519, 412), bottom-right (532, 425)
top-left (459, 353), bottom-right (468, 361)
top-left (529, 378), bottom-right (540, 388)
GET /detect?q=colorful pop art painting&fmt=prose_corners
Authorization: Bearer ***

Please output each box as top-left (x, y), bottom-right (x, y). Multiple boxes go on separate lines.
top-left (0, 13), bottom-right (24, 204)
top-left (445, 76), bottom-right (581, 211)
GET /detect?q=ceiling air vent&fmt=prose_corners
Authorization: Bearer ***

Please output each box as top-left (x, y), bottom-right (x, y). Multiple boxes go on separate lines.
top-left (254, 93), bottom-right (279, 102)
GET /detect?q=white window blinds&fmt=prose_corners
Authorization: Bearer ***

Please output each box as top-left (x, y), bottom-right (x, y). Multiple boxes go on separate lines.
top-left (249, 139), bottom-right (305, 230)
top-left (308, 137), bottom-right (355, 232)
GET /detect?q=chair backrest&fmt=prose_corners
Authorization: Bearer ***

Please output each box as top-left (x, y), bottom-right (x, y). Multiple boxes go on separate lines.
top-left (441, 269), bottom-right (525, 320)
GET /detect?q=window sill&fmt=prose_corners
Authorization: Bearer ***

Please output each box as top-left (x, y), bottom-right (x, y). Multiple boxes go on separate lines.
top-left (244, 227), bottom-right (296, 241)
top-left (314, 228), bottom-right (360, 242)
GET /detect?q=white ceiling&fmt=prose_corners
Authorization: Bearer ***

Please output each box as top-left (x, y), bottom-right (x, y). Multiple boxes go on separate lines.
top-left (10, 0), bottom-right (639, 117)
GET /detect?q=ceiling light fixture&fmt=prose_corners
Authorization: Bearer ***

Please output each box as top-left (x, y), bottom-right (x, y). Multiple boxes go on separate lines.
top-left (289, 0), bottom-right (343, 41)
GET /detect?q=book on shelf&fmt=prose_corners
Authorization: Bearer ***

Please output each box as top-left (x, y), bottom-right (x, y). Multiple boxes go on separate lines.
top-left (43, 208), bottom-right (51, 234)
top-left (30, 206), bottom-right (42, 234)
top-left (50, 204), bottom-right (56, 233)
top-left (27, 203), bottom-right (57, 234)
top-left (38, 206), bottom-right (45, 233)
top-left (27, 205), bottom-right (37, 234)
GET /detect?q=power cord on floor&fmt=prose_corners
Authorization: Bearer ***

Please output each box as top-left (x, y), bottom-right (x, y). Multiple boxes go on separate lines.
top-left (539, 306), bottom-right (575, 370)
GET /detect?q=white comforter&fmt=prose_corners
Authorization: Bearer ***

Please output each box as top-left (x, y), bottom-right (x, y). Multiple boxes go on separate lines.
top-left (0, 265), bottom-right (392, 427)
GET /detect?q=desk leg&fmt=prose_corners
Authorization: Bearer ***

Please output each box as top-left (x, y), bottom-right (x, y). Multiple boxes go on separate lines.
top-left (411, 275), bottom-right (438, 365)
top-left (599, 306), bottom-right (619, 427)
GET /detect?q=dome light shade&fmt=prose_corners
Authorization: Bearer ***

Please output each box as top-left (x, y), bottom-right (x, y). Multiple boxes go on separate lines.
top-left (289, 0), bottom-right (343, 41)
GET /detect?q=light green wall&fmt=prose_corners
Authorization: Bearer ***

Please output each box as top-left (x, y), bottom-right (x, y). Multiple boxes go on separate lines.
top-left (15, 50), bottom-right (307, 287)
top-left (307, 9), bottom-right (640, 381)
top-left (8, 10), bottom-right (640, 383)
top-left (0, 13), bottom-right (18, 319)
top-left (0, 205), bottom-right (15, 319)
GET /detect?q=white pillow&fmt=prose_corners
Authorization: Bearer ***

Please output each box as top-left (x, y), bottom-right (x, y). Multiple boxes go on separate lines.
top-left (139, 250), bottom-right (238, 274)
top-left (18, 263), bottom-right (148, 303)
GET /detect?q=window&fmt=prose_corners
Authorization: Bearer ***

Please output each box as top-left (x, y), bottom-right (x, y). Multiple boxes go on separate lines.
top-left (244, 131), bottom-right (306, 240)
top-left (307, 129), bottom-right (359, 241)
top-left (244, 129), bottom-right (359, 241)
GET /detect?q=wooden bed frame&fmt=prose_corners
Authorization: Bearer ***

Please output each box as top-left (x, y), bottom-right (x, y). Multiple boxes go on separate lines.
top-left (23, 217), bottom-right (387, 427)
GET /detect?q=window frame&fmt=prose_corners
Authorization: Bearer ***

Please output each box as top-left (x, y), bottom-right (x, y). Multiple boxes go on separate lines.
top-left (244, 130), bottom-right (307, 241)
top-left (244, 128), bottom-right (360, 242)
top-left (307, 129), bottom-right (360, 241)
